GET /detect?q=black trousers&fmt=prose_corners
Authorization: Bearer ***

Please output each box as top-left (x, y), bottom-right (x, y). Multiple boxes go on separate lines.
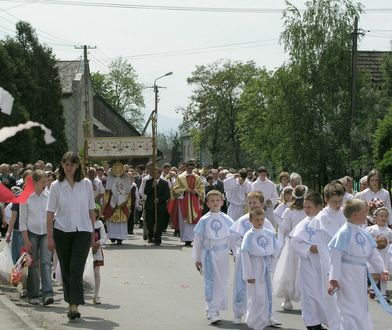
top-left (53, 229), bottom-right (91, 305)
top-left (145, 208), bottom-right (168, 243)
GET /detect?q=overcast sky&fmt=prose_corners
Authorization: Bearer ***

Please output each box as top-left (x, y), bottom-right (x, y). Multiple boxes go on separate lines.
top-left (1, 0), bottom-right (392, 132)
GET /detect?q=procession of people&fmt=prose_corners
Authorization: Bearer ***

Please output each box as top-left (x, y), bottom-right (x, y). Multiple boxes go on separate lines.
top-left (1, 154), bottom-right (392, 329)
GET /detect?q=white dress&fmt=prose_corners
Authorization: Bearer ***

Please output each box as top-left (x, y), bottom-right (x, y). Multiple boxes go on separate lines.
top-left (230, 213), bottom-right (275, 317)
top-left (365, 224), bottom-right (392, 272)
top-left (272, 208), bottom-right (306, 302)
top-left (93, 220), bottom-right (108, 263)
top-left (357, 188), bottom-right (392, 224)
top-left (192, 211), bottom-right (234, 314)
top-left (329, 222), bottom-right (385, 330)
top-left (273, 203), bottom-right (289, 250)
top-left (241, 227), bottom-right (279, 330)
top-left (290, 217), bottom-right (340, 329)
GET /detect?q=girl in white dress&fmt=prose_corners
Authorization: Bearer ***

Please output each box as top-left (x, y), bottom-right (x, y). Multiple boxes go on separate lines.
top-left (92, 205), bottom-right (108, 304)
top-left (365, 207), bottom-right (392, 301)
top-left (358, 169), bottom-right (392, 224)
top-left (273, 187), bottom-right (293, 250)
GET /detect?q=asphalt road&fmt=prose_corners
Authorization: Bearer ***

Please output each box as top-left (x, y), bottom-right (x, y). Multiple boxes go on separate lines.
top-left (1, 229), bottom-right (391, 330)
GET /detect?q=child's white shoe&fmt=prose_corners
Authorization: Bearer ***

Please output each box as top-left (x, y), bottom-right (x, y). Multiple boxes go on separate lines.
top-left (281, 299), bottom-right (293, 311)
top-left (209, 312), bottom-right (221, 324)
top-left (233, 315), bottom-right (242, 324)
top-left (93, 297), bottom-right (101, 304)
top-left (268, 316), bottom-right (282, 326)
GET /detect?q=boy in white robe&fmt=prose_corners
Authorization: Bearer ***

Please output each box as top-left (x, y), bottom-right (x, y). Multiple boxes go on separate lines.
top-left (241, 207), bottom-right (280, 330)
top-left (192, 190), bottom-right (234, 324)
top-left (223, 169), bottom-right (252, 221)
top-left (328, 199), bottom-right (388, 330)
top-left (230, 191), bottom-right (280, 326)
top-left (365, 207), bottom-right (392, 301)
top-left (290, 192), bottom-right (340, 330)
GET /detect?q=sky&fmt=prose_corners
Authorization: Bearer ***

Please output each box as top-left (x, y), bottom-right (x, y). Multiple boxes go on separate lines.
top-left (1, 0), bottom-right (392, 133)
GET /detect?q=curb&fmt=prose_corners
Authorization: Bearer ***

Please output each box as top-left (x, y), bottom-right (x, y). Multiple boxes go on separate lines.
top-left (0, 289), bottom-right (44, 330)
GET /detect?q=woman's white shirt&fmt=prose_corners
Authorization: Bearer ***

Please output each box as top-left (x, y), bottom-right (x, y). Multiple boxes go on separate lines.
top-left (47, 178), bottom-right (95, 232)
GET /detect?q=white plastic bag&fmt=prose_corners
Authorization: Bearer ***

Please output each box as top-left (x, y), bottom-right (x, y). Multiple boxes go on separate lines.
top-left (0, 243), bottom-right (14, 283)
top-left (55, 261), bottom-right (62, 284)
top-left (83, 249), bottom-right (95, 291)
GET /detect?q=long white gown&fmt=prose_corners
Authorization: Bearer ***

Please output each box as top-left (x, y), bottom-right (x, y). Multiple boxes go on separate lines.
top-left (272, 208), bottom-right (306, 302)
top-left (230, 213), bottom-right (275, 318)
top-left (329, 222), bottom-right (385, 330)
top-left (192, 211), bottom-right (234, 314)
top-left (290, 216), bottom-right (340, 329)
top-left (241, 227), bottom-right (279, 330)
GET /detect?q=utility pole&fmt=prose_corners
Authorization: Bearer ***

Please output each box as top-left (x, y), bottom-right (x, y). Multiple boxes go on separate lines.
top-left (74, 44), bottom-right (96, 165)
top-left (147, 72), bottom-right (173, 228)
top-left (349, 16), bottom-right (362, 171)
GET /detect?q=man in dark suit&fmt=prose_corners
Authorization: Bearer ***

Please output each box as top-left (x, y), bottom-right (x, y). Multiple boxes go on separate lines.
top-left (144, 167), bottom-right (170, 245)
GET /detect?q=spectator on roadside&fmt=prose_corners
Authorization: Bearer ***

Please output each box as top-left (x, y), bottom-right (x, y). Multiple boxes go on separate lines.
top-left (47, 151), bottom-right (95, 320)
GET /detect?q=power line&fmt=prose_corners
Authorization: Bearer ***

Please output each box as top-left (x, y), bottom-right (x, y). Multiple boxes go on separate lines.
top-left (1, 1), bottom-right (287, 13)
top-left (3, 0), bottom-right (392, 14)
top-left (92, 38), bottom-right (279, 62)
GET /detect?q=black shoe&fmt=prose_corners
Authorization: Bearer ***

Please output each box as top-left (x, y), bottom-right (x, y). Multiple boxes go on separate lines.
top-left (67, 310), bottom-right (80, 320)
top-left (116, 240), bottom-right (122, 245)
top-left (110, 239), bottom-right (115, 243)
top-left (184, 241), bottom-right (192, 247)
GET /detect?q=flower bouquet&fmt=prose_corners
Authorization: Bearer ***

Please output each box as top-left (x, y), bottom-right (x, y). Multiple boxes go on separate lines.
top-left (10, 249), bottom-right (32, 287)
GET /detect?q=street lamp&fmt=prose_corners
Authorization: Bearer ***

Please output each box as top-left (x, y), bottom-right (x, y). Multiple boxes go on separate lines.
top-left (151, 71), bottom-right (173, 229)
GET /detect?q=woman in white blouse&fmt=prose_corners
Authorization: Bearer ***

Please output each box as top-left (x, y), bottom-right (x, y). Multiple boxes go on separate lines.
top-left (47, 152), bottom-right (95, 320)
top-left (358, 169), bottom-right (392, 225)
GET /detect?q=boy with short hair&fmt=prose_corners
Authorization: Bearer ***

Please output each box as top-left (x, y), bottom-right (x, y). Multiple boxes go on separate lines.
top-left (241, 207), bottom-right (280, 330)
top-left (328, 199), bottom-right (388, 330)
top-left (290, 192), bottom-right (340, 330)
top-left (312, 181), bottom-right (346, 247)
top-left (192, 190), bottom-right (234, 324)
top-left (230, 191), bottom-right (277, 325)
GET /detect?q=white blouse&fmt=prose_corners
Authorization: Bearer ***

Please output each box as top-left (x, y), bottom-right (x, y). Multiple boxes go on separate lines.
top-left (358, 188), bottom-right (392, 224)
top-left (47, 178), bottom-right (95, 233)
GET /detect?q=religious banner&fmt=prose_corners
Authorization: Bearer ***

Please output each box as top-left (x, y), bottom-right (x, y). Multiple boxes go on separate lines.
top-left (87, 137), bottom-right (153, 159)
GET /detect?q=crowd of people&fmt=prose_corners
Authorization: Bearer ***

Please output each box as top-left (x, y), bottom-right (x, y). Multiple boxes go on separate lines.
top-left (0, 154), bottom-right (392, 329)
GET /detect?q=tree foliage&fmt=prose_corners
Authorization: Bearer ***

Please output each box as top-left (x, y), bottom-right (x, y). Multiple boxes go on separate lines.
top-left (181, 60), bottom-right (260, 167)
top-left (91, 57), bottom-right (145, 130)
top-left (0, 21), bottom-right (68, 164)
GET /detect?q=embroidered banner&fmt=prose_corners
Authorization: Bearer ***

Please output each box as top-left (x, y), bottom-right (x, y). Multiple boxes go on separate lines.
top-left (87, 137), bottom-right (153, 159)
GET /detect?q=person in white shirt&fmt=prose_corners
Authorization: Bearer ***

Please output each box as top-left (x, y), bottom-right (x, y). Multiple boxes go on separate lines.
top-left (357, 169), bottom-right (392, 224)
top-left (20, 170), bottom-right (53, 306)
top-left (251, 167), bottom-right (279, 226)
top-left (223, 169), bottom-right (252, 221)
top-left (47, 152), bottom-right (95, 320)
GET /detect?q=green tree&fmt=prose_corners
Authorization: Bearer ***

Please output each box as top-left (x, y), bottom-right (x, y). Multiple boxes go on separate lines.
top-left (279, 0), bottom-right (362, 185)
top-left (373, 106), bottom-right (392, 181)
top-left (181, 60), bottom-right (260, 168)
top-left (0, 21), bottom-right (68, 164)
top-left (91, 57), bottom-right (145, 130)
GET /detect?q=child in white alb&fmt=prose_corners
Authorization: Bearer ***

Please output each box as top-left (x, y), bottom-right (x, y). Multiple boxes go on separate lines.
top-left (328, 199), bottom-right (388, 330)
top-left (92, 205), bottom-right (107, 304)
top-left (230, 191), bottom-right (279, 327)
top-left (365, 206), bottom-right (392, 302)
top-left (290, 192), bottom-right (340, 330)
top-left (241, 207), bottom-right (279, 330)
top-left (192, 190), bottom-right (234, 324)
